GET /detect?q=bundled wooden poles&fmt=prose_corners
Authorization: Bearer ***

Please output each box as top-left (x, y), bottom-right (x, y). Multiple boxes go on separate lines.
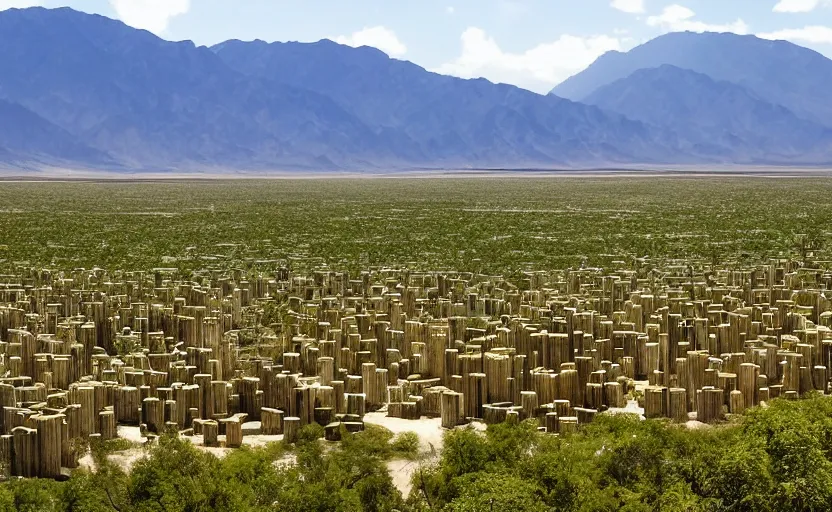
top-left (441, 392), bottom-right (462, 429)
top-left (284, 417), bottom-right (300, 444)
top-left (261, 408), bottom-right (284, 435)
top-left (2, 258), bottom-right (832, 477)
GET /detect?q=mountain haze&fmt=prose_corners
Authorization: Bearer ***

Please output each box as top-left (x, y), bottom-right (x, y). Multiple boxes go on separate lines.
top-left (0, 7), bottom-right (830, 171)
top-left (0, 7), bottom-right (675, 171)
top-left (212, 39), bottom-right (678, 167)
top-left (0, 98), bottom-right (110, 165)
top-left (0, 7), bottom-right (398, 170)
top-left (582, 65), bottom-right (832, 162)
top-left (552, 32), bottom-right (832, 127)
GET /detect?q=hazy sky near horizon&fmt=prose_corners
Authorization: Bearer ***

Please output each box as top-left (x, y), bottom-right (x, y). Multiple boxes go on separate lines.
top-left (2, 0), bottom-right (831, 93)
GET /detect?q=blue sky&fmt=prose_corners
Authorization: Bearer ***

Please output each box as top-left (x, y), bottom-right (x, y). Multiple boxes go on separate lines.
top-left (3, 0), bottom-right (832, 93)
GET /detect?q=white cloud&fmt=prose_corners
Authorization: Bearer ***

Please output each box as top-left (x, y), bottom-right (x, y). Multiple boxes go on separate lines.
top-left (109, 0), bottom-right (190, 34)
top-left (334, 26), bottom-right (407, 57)
top-left (758, 25), bottom-right (832, 43)
top-left (773, 0), bottom-right (829, 13)
top-left (433, 27), bottom-right (622, 94)
top-left (0, 0), bottom-right (40, 9)
top-left (611, 0), bottom-right (645, 14)
top-left (646, 4), bottom-right (749, 34)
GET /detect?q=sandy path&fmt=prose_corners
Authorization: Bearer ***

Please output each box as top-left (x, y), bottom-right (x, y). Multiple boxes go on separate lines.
top-left (364, 411), bottom-right (495, 498)
top-left (363, 411), bottom-right (444, 498)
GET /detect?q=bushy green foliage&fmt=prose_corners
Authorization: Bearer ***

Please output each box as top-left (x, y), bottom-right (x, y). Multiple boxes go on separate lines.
top-left (408, 396), bottom-right (832, 512)
top-left (444, 472), bottom-right (548, 512)
top-left (295, 423), bottom-right (325, 445)
top-left (390, 432), bottom-right (420, 460)
top-left (0, 426), bottom-right (412, 511)
top-left (127, 434), bottom-right (253, 511)
top-left (278, 424), bottom-right (405, 512)
top-left (4, 388), bottom-right (832, 512)
top-left (0, 178), bottom-right (829, 274)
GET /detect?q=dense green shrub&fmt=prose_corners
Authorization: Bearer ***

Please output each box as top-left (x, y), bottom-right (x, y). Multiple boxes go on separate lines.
top-left (4, 397), bottom-right (832, 510)
top-left (1, 178), bottom-right (830, 274)
top-left (390, 432), bottom-right (420, 460)
top-left (408, 396), bottom-right (832, 512)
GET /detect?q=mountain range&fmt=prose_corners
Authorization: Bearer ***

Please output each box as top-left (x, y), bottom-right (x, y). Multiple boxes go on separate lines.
top-left (581, 65), bottom-right (832, 162)
top-left (552, 32), bottom-right (832, 128)
top-left (0, 7), bottom-right (830, 172)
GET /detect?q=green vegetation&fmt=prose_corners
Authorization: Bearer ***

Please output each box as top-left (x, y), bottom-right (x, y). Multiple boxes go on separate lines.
top-left (0, 423), bottom-right (412, 512)
top-left (4, 397), bottom-right (832, 510)
top-left (0, 178), bottom-right (830, 274)
top-left (2, 177), bottom-right (832, 510)
top-left (409, 395), bottom-right (832, 512)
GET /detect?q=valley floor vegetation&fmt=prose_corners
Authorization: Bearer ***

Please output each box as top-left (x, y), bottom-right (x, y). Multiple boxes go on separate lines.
top-left (0, 177), bottom-right (831, 274)
top-left (2, 177), bottom-right (832, 511)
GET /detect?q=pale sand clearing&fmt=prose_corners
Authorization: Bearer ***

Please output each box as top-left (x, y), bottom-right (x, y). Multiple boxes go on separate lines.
top-left (606, 398), bottom-right (645, 417)
top-left (387, 458), bottom-right (422, 498)
top-left (78, 425), bottom-right (289, 473)
top-left (78, 402), bottom-right (701, 495)
top-left (364, 411), bottom-right (445, 498)
top-left (77, 447), bottom-right (146, 473)
top-left (364, 411), bottom-right (445, 453)
top-left (365, 411), bottom-right (491, 497)
top-left (364, 410), bottom-right (444, 497)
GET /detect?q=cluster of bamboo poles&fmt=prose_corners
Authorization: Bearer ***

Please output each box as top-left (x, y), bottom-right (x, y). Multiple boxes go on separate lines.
top-left (0, 259), bottom-right (830, 477)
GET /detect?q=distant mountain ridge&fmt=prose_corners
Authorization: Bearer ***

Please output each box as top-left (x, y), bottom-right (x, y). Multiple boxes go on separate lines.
top-left (581, 64), bottom-right (832, 163)
top-left (211, 39), bottom-right (681, 167)
top-left (0, 7), bottom-right (676, 171)
top-left (0, 7), bottom-right (396, 171)
top-left (0, 98), bottom-right (110, 165)
top-left (0, 7), bottom-right (830, 171)
top-left (551, 31), bottom-right (832, 128)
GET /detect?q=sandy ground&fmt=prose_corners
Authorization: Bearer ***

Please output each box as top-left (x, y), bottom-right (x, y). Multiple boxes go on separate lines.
top-left (364, 411), bottom-right (445, 497)
top-left (77, 424), bottom-right (289, 473)
top-left (365, 410), bottom-right (491, 497)
top-left (77, 426), bottom-right (149, 473)
top-left (606, 398), bottom-right (645, 417)
top-left (365, 412), bottom-right (445, 453)
top-left (387, 459), bottom-right (422, 498)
